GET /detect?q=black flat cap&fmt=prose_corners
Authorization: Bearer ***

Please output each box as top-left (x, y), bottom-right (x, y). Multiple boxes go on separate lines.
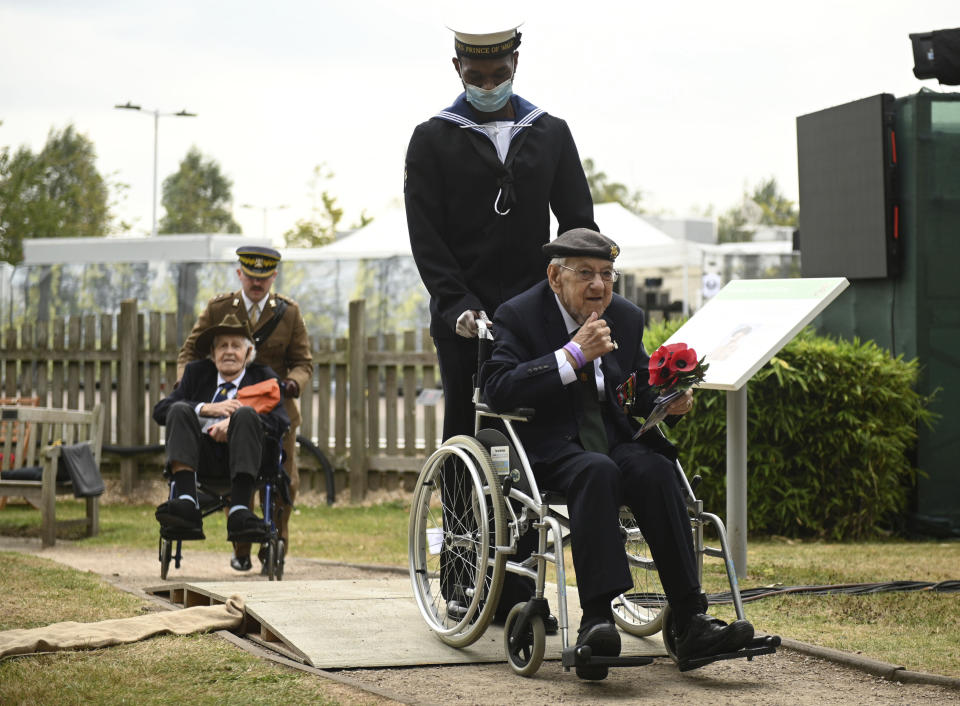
top-left (542, 228), bottom-right (620, 261)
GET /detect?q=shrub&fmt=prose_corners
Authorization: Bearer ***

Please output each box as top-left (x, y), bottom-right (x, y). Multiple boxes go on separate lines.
top-left (643, 320), bottom-right (936, 539)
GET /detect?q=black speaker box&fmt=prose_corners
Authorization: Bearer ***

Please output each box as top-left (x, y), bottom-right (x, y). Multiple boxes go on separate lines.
top-left (796, 94), bottom-right (899, 279)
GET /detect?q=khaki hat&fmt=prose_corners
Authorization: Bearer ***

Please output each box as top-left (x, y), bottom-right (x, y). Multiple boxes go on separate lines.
top-left (196, 313), bottom-right (252, 356)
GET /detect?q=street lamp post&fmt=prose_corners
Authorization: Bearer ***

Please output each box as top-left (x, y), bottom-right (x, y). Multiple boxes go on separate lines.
top-left (114, 101), bottom-right (196, 237)
top-left (241, 203), bottom-right (289, 239)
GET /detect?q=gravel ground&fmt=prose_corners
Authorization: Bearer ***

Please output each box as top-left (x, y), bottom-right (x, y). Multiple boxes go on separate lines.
top-left (3, 536), bottom-right (959, 706)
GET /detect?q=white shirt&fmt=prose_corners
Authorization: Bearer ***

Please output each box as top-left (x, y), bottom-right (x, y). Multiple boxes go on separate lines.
top-left (197, 369), bottom-right (246, 431)
top-left (479, 120), bottom-right (515, 163)
top-left (552, 294), bottom-right (605, 400)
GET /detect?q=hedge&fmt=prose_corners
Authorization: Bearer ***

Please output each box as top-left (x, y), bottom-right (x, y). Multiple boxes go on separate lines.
top-left (643, 321), bottom-right (936, 540)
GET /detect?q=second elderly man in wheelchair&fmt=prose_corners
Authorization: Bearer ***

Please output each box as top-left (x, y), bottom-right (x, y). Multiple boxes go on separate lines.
top-left (153, 313), bottom-right (290, 547)
top-left (481, 228), bottom-right (756, 680)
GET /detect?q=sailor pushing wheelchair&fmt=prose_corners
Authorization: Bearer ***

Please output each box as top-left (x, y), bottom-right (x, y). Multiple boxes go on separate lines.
top-left (409, 228), bottom-right (778, 678)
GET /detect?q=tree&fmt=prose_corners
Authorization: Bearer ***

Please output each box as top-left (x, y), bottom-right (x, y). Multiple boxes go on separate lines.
top-left (0, 124), bottom-right (113, 263)
top-left (158, 147), bottom-right (241, 234)
top-left (582, 157), bottom-right (645, 214)
top-left (717, 177), bottom-right (798, 243)
top-left (284, 163), bottom-right (372, 248)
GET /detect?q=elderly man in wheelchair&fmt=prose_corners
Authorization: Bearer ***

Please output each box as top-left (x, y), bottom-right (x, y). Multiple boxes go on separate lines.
top-left (479, 228), bottom-right (757, 679)
top-left (153, 313), bottom-right (290, 554)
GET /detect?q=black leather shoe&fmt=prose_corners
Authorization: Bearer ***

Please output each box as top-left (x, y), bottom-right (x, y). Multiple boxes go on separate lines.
top-left (676, 614), bottom-right (755, 661)
top-left (258, 544), bottom-right (270, 575)
top-left (227, 508), bottom-right (268, 542)
top-left (575, 619), bottom-right (621, 681)
top-left (230, 554), bottom-right (252, 572)
top-left (156, 498), bottom-right (202, 532)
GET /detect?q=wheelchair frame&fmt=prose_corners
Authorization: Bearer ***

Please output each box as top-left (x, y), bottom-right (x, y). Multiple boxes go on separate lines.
top-left (408, 321), bottom-right (778, 676)
top-left (158, 434), bottom-right (288, 581)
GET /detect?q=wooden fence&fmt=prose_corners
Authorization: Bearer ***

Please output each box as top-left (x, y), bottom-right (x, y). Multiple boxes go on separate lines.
top-left (0, 299), bottom-right (440, 502)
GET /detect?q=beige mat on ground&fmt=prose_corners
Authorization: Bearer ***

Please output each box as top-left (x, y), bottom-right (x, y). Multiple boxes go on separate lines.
top-left (0, 595), bottom-right (244, 659)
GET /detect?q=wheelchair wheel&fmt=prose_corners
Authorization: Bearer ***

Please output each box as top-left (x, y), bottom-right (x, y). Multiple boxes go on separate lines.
top-left (159, 538), bottom-right (173, 581)
top-left (265, 540), bottom-right (277, 581)
top-left (503, 603), bottom-right (546, 677)
top-left (409, 435), bottom-right (507, 648)
top-left (612, 508), bottom-right (666, 637)
top-left (274, 538), bottom-right (285, 581)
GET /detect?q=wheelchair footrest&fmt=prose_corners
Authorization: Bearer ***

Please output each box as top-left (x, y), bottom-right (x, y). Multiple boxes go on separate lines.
top-left (561, 645), bottom-right (654, 670)
top-left (160, 527), bottom-right (205, 541)
top-left (676, 634), bottom-right (781, 672)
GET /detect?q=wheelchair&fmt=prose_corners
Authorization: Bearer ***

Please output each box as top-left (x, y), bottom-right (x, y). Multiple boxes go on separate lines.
top-left (159, 433), bottom-right (290, 581)
top-left (408, 321), bottom-right (779, 676)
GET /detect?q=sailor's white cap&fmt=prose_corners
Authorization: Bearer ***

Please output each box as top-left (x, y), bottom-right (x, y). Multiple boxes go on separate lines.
top-left (446, 18), bottom-right (523, 58)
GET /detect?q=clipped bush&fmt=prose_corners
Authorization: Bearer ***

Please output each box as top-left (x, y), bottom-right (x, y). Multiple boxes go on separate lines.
top-left (643, 320), bottom-right (935, 539)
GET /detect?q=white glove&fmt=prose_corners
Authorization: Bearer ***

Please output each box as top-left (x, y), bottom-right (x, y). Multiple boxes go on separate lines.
top-left (455, 310), bottom-right (490, 338)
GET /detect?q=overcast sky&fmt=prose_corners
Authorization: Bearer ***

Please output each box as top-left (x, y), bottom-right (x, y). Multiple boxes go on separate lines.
top-left (1, 1), bottom-right (956, 241)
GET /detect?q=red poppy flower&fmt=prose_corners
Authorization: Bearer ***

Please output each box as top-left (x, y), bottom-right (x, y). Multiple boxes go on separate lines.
top-left (649, 346), bottom-right (670, 371)
top-left (664, 342), bottom-right (688, 354)
top-left (648, 364), bottom-right (672, 387)
top-left (668, 348), bottom-right (698, 375)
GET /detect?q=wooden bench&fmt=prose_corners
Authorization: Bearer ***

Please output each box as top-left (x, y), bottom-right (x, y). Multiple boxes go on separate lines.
top-left (0, 404), bottom-right (104, 546)
top-left (0, 397), bottom-right (41, 510)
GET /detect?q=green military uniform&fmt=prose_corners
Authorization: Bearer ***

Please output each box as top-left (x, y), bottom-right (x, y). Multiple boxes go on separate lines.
top-left (178, 290), bottom-right (312, 547)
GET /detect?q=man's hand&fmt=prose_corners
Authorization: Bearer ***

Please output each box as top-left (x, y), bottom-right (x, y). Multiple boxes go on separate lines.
top-left (201, 399), bottom-right (242, 418)
top-left (207, 418), bottom-right (230, 442)
top-left (571, 312), bottom-right (616, 363)
top-left (666, 389), bottom-right (694, 416)
top-left (282, 379), bottom-right (300, 398)
top-left (455, 310), bottom-right (491, 338)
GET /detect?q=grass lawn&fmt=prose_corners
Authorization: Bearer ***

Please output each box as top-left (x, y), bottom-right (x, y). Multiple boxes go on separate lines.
top-left (0, 553), bottom-right (389, 705)
top-left (1, 498), bottom-right (958, 681)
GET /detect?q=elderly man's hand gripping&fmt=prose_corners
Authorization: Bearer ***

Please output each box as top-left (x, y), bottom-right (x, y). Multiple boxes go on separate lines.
top-left (568, 312), bottom-right (616, 365)
top-left (665, 389), bottom-right (695, 415)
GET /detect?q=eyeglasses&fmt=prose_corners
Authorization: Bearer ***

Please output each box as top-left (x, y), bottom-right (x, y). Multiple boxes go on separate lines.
top-left (557, 264), bottom-right (620, 283)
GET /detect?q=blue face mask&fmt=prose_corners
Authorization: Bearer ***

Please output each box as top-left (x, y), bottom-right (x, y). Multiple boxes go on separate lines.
top-left (463, 77), bottom-right (513, 113)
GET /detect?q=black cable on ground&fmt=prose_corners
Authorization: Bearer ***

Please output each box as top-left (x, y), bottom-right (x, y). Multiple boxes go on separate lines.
top-left (706, 580), bottom-right (960, 605)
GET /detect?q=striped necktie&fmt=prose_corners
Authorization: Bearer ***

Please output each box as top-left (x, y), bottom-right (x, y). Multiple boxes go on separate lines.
top-left (212, 381), bottom-right (235, 403)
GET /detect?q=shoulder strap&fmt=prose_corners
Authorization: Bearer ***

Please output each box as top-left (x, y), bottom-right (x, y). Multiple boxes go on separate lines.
top-left (253, 299), bottom-right (289, 349)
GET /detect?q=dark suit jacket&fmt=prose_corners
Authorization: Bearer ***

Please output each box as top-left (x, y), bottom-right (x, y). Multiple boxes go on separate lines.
top-left (177, 291), bottom-right (312, 429)
top-left (405, 94), bottom-right (596, 339)
top-left (482, 280), bottom-right (675, 467)
top-left (153, 359), bottom-right (290, 440)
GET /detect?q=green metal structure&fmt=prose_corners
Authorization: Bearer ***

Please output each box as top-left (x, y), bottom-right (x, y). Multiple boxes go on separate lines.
top-left (816, 90), bottom-right (960, 535)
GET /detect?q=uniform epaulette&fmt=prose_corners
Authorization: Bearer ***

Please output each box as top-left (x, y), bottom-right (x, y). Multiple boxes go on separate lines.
top-left (210, 292), bottom-right (234, 303)
top-left (275, 293), bottom-right (298, 307)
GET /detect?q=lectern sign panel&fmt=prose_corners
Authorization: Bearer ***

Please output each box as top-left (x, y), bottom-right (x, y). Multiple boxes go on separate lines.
top-left (663, 278), bottom-right (849, 391)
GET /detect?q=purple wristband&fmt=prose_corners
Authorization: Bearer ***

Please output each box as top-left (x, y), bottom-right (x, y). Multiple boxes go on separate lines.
top-left (563, 341), bottom-right (587, 369)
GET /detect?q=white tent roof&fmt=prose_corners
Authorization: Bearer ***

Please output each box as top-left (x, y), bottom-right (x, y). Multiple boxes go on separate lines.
top-left (305, 206), bottom-right (412, 260)
top-left (553, 202), bottom-right (702, 268)
top-left (306, 200), bottom-right (702, 267)
top-left (22, 234), bottom-right (273, 265)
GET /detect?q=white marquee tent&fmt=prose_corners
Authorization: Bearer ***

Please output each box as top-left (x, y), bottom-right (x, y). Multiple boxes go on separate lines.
top-left (310, 201), bottom-right (701, 268)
